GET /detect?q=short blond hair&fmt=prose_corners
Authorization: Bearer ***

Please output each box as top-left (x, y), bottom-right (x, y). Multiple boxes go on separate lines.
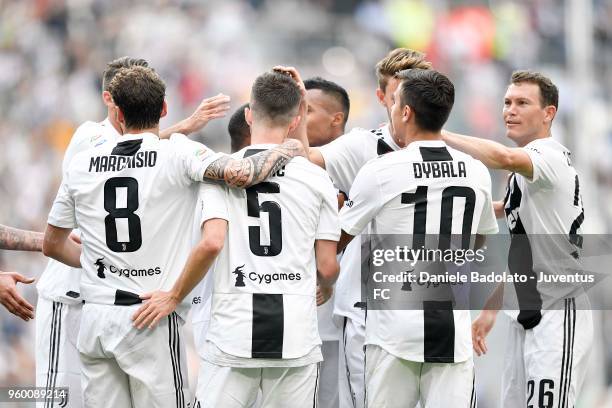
top-left (375, 48), bottom-right (432, 92)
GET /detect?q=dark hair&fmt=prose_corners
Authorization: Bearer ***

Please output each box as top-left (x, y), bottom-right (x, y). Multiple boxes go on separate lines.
top-left (102, 56), bottom-right (149, 92)
top-left (375, 48), bottom-right (432, 93)
top-left (395, 69), bottom-right (455, 132)
top-left (304, 77), bottom-right (350, 126)
top-left (228, 103), bottom-right (251, 153)
top-left (108, 66), bottom-right (166, 130)
top-left (250, 72), bottom-right (301, 126)
top-left (511, 70), bottom-right (559, 109)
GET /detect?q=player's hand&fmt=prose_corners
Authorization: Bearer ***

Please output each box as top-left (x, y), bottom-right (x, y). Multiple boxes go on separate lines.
top-left (0, 271), bottom-right (35, 321)
top-left (472, 310), bottom-right (497, 356)
top-left (184, 93), bottom-right (231, 134)
top-left (132, 290), bottom-right (179, 330)
top-left (273, 66), bottom-right (306, 96)
top-left (316, 284), bottom-right (333, 306)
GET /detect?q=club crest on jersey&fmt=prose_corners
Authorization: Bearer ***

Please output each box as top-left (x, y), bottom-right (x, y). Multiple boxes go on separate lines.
top-left (194, 148), bottom-right (209, 161)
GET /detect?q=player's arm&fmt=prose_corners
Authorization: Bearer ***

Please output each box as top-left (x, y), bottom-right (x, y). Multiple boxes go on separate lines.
top-left (132, 218), bottom-right (227, 329)
top-left (315, 239), bottom-right (340, 305)
top-left (159, 93), bottom-right (231, 139)
top-left (0, 271), bottom-right (35, 321)
top-left (42, 225), bottom-right (81, 268)
top-left (202, 139), bottom-right (305, 188)
top-left (472, 283), bottom-right (504, 356)
top-left (493, 200), bottom-right (505, 219)
top-left (0, 224), bottom-right (43, 251)
top-left (442, 130), bottom-right (533, 179)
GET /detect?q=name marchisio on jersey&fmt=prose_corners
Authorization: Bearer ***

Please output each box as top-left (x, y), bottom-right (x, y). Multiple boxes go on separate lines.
top-left (88, 151), bottom-right (158, 173)
top-left (93, 256), bottom-right (162, 279)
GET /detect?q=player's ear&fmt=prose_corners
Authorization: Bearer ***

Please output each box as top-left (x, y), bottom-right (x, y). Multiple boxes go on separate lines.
top-left (102, 91), bottom-right (113, 107)
top-left (287, 114), bottom-right (300, 133)
top-left (403, 105), bottom-right (412, 123)
top-left (160, 100), bottom-right (168, 119)
top-left (376, 88), bottom-right (386, 107)
top-left (543, 105), bottom-right (556, 125)
top-left (116, 107), bottom-right (125, 127)
top-left (331, 112), bottom-right (344, 128)
top-left (245, 107), bottom-right (253, 126)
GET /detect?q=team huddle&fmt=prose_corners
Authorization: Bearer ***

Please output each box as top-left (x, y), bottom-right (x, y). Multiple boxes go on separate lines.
top-left (0, 48), bottom-right (592, 408)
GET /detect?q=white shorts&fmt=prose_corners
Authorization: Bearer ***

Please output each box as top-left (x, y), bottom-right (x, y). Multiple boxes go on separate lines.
top-left (338, 316), bottom-right (365, 408)
top-left (35, 297), bottom-right (82, 408)
top-left (319, 340), bottom-right (339, 408)
top-left (502, 299), bottom-right (593, 408)
top-left (365, 345), bottom-right (476, 408)
top-left (77, 303), bottom-right (191, 408)
top-left (194, 360), bottom-right (320, 408)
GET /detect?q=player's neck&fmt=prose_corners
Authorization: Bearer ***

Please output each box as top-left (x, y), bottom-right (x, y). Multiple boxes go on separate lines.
top-left (122, 125), bottom-right (160, 137)
top-left (107, 112), bottom-right (123, 135)
top-left (403, 129), bottom-right (442, 146)
top-left (250, 123), bottom-right (286, 145)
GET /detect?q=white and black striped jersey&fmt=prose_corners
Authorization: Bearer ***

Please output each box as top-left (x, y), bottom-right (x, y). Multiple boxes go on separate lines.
top-left (320, 125), bottom-right (400, 325)
top-left (47, 133), bottom-right (222, 313)
top-left (340, 140), bottom-right (498, 363)
top-left (502, 137), bottom-right (586, 329)
top-left (38, 118), bottom-right (119, 303)
top-left (201, 144), bottom-right (340, 363)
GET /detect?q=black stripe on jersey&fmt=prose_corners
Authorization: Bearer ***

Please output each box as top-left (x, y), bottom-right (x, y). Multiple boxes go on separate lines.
top-left (114, 289), bottom-right (143, 305)
top-left (376, 138), bottom-right (394, 155)
top-left (111, 139), bottom-right (143, 156)
top-left (423, 301), bottom-right (455, 363)
top-left (252, 293), bottom-right (284, 358)
top-left (573, 175), bottom-right (580, 206)
top-left (419, 146), bottom-right (452, 162)
top-left (569, 209), bottom-right (584, 249)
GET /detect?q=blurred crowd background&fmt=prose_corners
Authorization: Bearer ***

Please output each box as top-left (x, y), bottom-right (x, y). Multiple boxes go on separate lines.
top-left (0, 0), bottom-right (610, 406)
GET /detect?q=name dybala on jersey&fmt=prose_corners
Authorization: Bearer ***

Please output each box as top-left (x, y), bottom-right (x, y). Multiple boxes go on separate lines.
top-left (47, 133), bottom-right (222, 312)
top-left (503, 137), bottom-right (587, 329)
top-left (200, 144), bottom-right (340, 364)
top-left (340, 140), bottom-right (498, 363)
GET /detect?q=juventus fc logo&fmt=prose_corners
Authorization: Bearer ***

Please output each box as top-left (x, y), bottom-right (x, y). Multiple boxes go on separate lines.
top-left (233, 265), bottom-right (246, 287)
top-left (94, 257), bottom-right (107, 279)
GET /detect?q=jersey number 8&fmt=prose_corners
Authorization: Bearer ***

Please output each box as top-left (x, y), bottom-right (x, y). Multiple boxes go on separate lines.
top-left (104, 177), bottom-right (142, 252)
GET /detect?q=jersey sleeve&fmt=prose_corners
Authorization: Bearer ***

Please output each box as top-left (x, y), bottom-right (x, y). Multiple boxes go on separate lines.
top-left (171, 134), bottom-right (224, 182)
top-left (318, 128), bottom-right (368, 194)
top-left (199, 182), bottom-right (230, 224)
top-left (339, 164), bottom-right (384, 236)
top-left (62, 122), bottom-right (102, 175)
top-left (315, 177), bottom-right (341, 241)
top-left (523, 144), bottom-right (558, 188)
top-left (474, 163), bottom-right (498, 234)
top-left (47, 174), bottom-right (77, 229)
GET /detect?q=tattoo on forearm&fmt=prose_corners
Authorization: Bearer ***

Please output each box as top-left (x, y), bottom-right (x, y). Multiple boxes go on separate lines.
top-left (204, 139), bottom-right (304, 188)
top-left (0, 224), bottom-right (44, 252)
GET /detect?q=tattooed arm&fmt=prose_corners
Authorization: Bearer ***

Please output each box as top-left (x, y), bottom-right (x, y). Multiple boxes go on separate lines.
top-left (0, 224), bottom-right (44, 252)
top-left (203, 139), bottom-right (305, 188)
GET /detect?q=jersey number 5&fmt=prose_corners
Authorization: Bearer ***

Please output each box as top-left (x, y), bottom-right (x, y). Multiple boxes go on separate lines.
top-left (246, 182), bottom-right (282, 256)
top-left (104, 177), bottom-right (142, 252)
